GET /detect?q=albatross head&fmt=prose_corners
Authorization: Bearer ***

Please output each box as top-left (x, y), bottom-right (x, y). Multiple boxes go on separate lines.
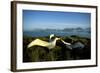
top-left (50, 34), bottom-right (55, 39)
top-left (49, 34), bottom-right (55, 42)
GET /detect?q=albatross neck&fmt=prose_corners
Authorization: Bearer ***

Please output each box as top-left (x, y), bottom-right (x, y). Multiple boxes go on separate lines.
top-left (51, 38), bottom-right (59, 46)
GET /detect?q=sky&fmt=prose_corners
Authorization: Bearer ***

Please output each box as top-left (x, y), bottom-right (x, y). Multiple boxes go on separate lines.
top-left (23, 10), bottom-right (91, 31)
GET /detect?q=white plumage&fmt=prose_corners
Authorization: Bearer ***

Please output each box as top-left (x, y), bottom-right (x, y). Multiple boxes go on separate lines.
top-left (27, 34), bottom-right (72, 50)
top-left (27, 36), bottom-right (60, 49)
top-left (61, 39), bottom-right (71, 45)
top-left (61, 39), bottom-right (72, 50)
top-left (50, 34), bottom-right (55, 40)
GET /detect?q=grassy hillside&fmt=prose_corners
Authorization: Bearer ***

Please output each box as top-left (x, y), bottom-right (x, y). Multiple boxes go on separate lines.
top-left (23, 35), bottom-right (91, 62)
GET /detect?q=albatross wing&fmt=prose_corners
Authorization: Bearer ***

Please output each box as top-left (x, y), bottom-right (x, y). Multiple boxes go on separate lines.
top-left (27, 39), bottom-right (49, 48)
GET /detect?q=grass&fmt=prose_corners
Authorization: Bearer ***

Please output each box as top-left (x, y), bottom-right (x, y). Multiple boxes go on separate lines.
top-left (23, 35), bottom-right (91, 62)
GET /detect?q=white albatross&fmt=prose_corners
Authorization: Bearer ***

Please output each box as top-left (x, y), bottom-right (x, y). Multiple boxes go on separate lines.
top-left (27, 34), bottom-right (72, 50)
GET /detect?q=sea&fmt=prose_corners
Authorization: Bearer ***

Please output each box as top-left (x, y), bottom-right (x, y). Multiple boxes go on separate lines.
top-left (23, 30), bottom-right (91, 38)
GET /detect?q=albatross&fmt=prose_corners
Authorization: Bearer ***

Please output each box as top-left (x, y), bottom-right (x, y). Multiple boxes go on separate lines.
top-left (27, 34), bottom-right (60, 49)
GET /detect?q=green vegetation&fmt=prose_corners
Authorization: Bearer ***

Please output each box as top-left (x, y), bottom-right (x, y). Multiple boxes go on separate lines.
top-left (23, 35), bottom-right (91, 62)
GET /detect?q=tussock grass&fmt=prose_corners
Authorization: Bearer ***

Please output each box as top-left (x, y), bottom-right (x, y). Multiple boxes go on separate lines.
top-left (23, 35), bottom-right (91, 62)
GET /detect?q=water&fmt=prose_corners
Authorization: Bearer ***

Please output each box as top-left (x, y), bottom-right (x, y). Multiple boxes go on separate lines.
top-left (23, 30), bottom-right (91, 38)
